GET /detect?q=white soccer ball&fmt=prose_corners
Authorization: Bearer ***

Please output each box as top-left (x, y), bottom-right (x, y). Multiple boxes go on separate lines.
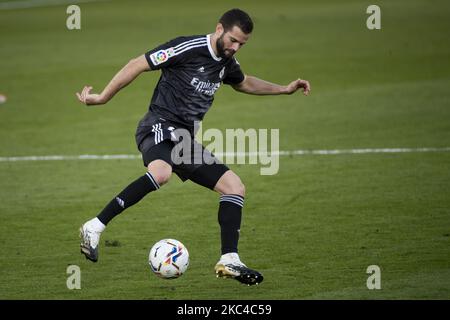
top-left (148, 239), bottom-right (189, 279)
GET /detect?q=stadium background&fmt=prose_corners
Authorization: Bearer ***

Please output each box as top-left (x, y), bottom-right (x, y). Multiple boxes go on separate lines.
top-left (0, 0), bottom-right (449, 299)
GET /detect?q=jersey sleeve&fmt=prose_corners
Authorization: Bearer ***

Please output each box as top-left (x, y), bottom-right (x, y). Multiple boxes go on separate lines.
top-left (145, 37), bottom-right (186, 70)
top-left (223, 57), bottom-right (245, 85)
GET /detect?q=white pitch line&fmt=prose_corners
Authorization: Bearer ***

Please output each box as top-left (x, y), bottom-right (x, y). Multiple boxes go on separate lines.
top-left (0, 154), bottom-right (139, 162)
top-left (1, 147), bottom-right (450, 162)
top-left (0, 0), bottom-right (108, 10)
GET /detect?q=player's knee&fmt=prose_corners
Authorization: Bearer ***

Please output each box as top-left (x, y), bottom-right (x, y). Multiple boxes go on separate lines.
top-left (215, 171), bottom-right (245, 197)
top-left (147, 160), bottom-right (172, 186)
top-left (231, 180), bottom-right (245, 197)
top-left (148, 168), bottom-right (172, 186)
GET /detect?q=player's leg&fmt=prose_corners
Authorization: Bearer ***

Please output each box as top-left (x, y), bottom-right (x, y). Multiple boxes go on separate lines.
top-left (179, 145), bottom-right (263, 285)
top-left (212, 170), bottom-right (263, 285)
top-left (96, 160), bottom-right (171, 224)
top-left (80, 141), bottom-right (173, 262)
top-left (213, 170), bottom-right (245, 255)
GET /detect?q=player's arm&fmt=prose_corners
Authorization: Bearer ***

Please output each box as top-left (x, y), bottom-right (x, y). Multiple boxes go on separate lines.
top-left (231, 75), bottom-right (311, 96)
top-left (76, 54), bottom-right (150, 105)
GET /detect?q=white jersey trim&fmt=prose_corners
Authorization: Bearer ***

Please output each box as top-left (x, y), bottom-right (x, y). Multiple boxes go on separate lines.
top-left (174, 42), bottom-right (207, 56)
top-left (174, 37), bottom-right (207, 53)
top-left (149, 37), bottom-right (208, 66)
top-left (207, 34), bottom-right (222, 62)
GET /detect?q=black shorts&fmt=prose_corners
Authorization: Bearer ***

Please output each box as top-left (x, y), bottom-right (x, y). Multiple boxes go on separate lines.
top-left (135, 115), bottom-right (229, 190)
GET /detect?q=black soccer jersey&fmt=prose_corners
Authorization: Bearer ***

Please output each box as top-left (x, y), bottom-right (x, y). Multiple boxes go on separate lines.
top-left (141, 34), bottom-right (245, 127)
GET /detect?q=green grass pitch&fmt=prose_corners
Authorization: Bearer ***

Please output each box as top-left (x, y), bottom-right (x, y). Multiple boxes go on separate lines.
top-left (0, 0), bottom-right (449, 299)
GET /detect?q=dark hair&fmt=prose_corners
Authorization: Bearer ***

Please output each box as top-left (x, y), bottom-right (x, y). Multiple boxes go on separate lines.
top-left (219, 8), bottom-right (253, 34)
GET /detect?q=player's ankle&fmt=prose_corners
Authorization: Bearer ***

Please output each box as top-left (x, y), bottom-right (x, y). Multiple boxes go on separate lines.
top-left (221, 252), bottom-right (238, 258)
top-left (87, 217), bottom-right (106, 233)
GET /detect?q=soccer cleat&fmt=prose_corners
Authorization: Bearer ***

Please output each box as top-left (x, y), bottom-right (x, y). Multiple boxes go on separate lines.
top-left (79, 221), bottom-right (101, 262)
top-left (214, 253), bottom-right (263, 286)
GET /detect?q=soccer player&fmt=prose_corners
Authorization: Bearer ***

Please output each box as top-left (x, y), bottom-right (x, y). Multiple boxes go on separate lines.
top-left (76, 8), bottom-right (310, 286)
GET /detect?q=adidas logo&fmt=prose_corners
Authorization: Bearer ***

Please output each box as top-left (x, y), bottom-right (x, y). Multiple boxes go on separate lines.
top-left (115, 197), bottom-right (125, 208)
top-left (198, 66), bottom-right (205, 73)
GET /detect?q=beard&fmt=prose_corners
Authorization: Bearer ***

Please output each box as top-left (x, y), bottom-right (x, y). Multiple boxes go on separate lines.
top-left (216, 33), bottom-right (235, 58)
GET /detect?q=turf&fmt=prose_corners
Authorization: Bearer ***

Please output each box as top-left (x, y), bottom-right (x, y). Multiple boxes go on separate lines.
top-left (0, 0), bottom-right (449, 299)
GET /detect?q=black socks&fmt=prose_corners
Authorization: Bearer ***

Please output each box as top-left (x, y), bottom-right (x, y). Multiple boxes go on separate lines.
top-left (97, 172), bottom-right (160, 225)
top-left (96, 175), bottom-right (245, 256)
top-left (218, 194), bottom-right (244, 255)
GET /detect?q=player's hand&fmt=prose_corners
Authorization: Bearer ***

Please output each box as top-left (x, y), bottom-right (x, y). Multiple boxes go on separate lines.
top-left (285, 78), bottom-right (311, 96)
top-left (76, 86), bottom-right (105, 105)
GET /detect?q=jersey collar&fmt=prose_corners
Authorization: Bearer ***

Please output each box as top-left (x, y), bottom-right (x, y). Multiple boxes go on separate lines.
top-left (207, 34), bottom-right (222, 62)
